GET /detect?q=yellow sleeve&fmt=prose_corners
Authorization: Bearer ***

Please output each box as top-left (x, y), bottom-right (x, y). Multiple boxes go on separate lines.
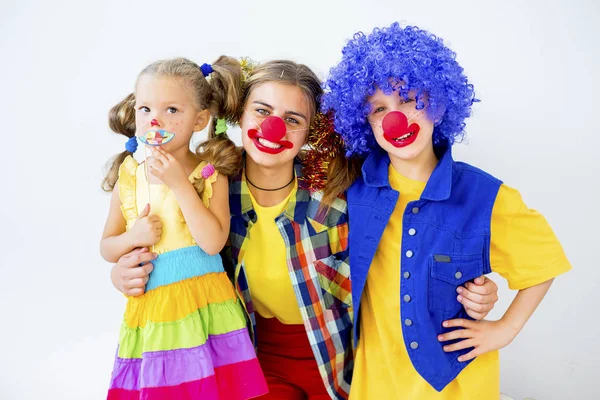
top-left (490, 184), bottom-right (572, 290)
top-left (189, 161), bottom-right (219, 208)
top-left (117, 155), bottom-right (138, 225)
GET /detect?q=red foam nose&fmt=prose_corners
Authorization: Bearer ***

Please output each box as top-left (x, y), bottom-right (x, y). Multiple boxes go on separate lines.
top-left (382, 111), bottom-right (409, 136)
top-left (151, 119), bottom-right (159, 127)
top-left (260, 116), bottom-right (287, 141)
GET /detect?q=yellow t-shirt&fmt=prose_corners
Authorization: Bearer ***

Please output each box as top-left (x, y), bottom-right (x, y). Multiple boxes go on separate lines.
top-left (243, 180), bottom-right (303, 324)
top-left (349, 164), bottom-right (571, 399)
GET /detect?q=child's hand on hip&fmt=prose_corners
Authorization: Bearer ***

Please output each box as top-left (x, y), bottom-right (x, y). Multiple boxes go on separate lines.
top-left (129, 204), bottom-right (162, 247)
top-left (149, 146), bottom-right (188, 190)
top-left (437, 318), bottom-right (518, 362)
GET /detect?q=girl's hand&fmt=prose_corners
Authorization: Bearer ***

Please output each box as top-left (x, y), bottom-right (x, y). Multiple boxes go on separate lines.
top-left (148, 146), bottom-right (188, 190)
top-left (437, 318), bottom-right (518, 362)
top-left (128, 204), bottom-right (162, 247)
top-left (457, 276), bottom-right (499, 320)
top-left (111, 247), bottom-right (156, 296)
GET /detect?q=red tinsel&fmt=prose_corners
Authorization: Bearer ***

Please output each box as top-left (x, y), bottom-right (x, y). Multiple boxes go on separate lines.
top-left (302, 111), bottom-right (345, 192)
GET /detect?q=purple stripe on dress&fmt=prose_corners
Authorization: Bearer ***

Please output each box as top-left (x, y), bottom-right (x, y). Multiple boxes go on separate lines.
top-left (109, 328), bottom-right (256, 390)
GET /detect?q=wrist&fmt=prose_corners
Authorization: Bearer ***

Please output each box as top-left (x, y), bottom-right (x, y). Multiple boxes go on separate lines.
top-left (171, 180), bottom-right (193, 195)
top-left (123, 229), bottom-right (139, 249)
top-left (498, 316), bottom-right (522, 339)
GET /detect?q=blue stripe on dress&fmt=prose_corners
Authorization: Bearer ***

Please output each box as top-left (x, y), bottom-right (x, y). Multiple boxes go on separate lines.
top-left (146, 246), bottom-right (224, 291)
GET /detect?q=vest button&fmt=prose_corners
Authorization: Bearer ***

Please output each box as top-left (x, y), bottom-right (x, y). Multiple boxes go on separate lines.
top-left (410, 341), bottom-right (419, 349)
top-left (403, 271), bottom-right (411, 279)
top-left (404, 319), bottom-right (413, 326)
top-left (412, 207), bottom-right (420, 214)
top-left (406, 250), bottom-right (414, 258)
top-left (408, 228), bottom-right (416, 236)
top-left (455, 271), bottom-right (463, 280)
top-left (403, 294), bottom-right (412, 303)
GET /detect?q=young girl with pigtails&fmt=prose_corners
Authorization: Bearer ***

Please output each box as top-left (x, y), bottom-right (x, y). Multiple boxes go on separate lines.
top-left (100, 56), bottom-right (267, 400)
top-left (322, 23), bottom-right (572, 399)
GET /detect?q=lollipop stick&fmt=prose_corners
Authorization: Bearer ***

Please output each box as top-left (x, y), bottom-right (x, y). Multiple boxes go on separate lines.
top-left (143, 145), bottom-right (154, 253)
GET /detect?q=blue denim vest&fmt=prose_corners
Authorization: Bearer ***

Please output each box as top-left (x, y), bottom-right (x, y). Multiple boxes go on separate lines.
top-left (347, 144), bottom-right (502, 391)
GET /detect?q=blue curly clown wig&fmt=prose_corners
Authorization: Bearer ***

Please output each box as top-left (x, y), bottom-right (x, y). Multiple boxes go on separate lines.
top-left (322, 23), bottom-right (477, 157)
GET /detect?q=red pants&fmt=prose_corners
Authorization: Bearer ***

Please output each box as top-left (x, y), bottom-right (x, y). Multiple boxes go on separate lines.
top-left (255, 314), bottom-right (330, 400)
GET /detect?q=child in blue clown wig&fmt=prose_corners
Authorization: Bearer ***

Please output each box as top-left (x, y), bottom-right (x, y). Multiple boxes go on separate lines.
top-left (322, 22), bottom-right (475, 157)
top-left (322, 22), bottom-right (571, 399)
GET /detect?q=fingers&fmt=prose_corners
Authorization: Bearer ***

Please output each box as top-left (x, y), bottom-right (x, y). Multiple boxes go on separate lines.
top-left (122, 251), bottom-right (157, 268)
top-left (126, 287), bottom-right (145, 297)
top-left (148, 162), bottom-right (163, 177)
top-left (457, 294), bottom-right (493, 314)
top-left (457, 286), bottom-right (486, 304)
top-left (465, 308), bottom-right (488, 320)
top-left (458, 348), bottom-right (481, 362)
top-left (137, 204), bottom-right (150, 218)
top-left (461, 280), bottom-right (490, 295)
top-left (149, 216), bottom-right (162, 227)
top-left (438, 328), bottom-right (471, 342)
top-left (150, 147), bottom-right (170, 163)
top-left (443, 318), bottom-right (476, 329)
top-left (443, 339), bottom-right (476, 353)
top-left (153, 146), bottom-right (173, 160)
top-left (465, 277), bottom-right (498, 296)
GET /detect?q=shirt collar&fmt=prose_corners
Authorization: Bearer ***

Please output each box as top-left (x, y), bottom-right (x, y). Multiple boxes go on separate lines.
top-left (230, 153), bottom-right (310, 223)
top-left (361, 142), bottom-right (454, 202)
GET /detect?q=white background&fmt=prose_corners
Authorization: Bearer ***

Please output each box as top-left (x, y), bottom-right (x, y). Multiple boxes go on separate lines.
top-left (1, 0), bottom-right (598, 399)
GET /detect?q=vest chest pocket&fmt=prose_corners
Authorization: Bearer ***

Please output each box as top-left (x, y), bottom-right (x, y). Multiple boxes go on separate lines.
top-left (428, 254), bottom-right (484, 314)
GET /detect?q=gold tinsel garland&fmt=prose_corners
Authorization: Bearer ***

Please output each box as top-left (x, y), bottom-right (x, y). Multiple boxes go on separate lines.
top-left (302, 110), bottom-right (345, 192)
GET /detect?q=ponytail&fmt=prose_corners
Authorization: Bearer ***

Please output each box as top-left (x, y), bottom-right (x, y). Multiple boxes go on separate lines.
top-left (102, 93), bottom-right (136, 191)
top-left (193, 56), bottom-right (243, 195)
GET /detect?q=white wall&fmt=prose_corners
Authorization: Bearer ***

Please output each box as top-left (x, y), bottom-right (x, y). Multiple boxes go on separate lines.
top-left (1, 0), bottom-right (598, 399)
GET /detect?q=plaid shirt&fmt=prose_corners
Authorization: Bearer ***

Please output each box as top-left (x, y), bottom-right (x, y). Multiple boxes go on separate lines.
top-left (225, 158), bottom-right (353, 400)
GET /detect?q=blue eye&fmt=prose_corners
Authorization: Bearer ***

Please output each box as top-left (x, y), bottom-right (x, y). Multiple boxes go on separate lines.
top-left (256, 108), bottom-right (269, 116)
top-left (139, 106), bottom-right (150, 113)
top-left (167, 107), bottom-right (178, 114)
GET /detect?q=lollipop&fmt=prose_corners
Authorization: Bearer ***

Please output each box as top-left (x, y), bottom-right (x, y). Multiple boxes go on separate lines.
top-left (138, 130), bottom-right (176, 146)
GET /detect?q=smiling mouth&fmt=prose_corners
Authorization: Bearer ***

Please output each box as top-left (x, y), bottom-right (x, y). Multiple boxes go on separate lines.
top-left (393, 131), bottom-right (416, 141)
top-left (257, 137), bottom-right (283, 149)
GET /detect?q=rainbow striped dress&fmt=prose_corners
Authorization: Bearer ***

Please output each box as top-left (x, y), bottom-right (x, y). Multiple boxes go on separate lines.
top-left (107, 156), bottom-right (267, 400)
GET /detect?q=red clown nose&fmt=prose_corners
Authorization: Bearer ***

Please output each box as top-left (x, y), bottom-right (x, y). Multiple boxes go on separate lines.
top-left (261, 116), bottom-right (287, 142)
top-left (381, 111), bottom-right (421, 148)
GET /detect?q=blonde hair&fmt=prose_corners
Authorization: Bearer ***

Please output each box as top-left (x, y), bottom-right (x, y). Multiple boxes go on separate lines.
top-left (102, 56), bottom-right (243, 194)
top-left (240, 60), bottom-right (360, 204)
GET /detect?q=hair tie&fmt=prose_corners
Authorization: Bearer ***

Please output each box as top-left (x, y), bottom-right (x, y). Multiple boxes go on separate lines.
top-left (215, 118), bottom-right (228, 135)
top-left (201, 163), bottom-right (216, 179)
top-left (125, 136), bottom-right (138, 153)
top-left (200, 63), bottom-right (214, 77)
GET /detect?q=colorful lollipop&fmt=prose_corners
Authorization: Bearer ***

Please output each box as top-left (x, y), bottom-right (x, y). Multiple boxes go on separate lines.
top-left (138, 130), bottom-right (176, 146)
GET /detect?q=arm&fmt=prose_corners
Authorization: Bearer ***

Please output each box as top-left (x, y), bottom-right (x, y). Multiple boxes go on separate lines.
top-left (439, 278), bottom-right (554, 361)
top-left (100, 186), bottom-right (135, 262)
top-left (172, 174), bottom-right (230, 255)
top-left (100, 185), bottom-right (163, 263)
top-left (149, 146), bottom-right (230, 255)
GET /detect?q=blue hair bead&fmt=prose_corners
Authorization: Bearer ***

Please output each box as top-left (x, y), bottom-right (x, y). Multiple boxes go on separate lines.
top-left (200, 63), bottom-right (214, 77)
top-left (125, 136), bottom-right (138, 153)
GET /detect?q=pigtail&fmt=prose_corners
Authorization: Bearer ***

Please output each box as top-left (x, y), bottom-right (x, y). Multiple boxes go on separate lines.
top-left (102, 93), bottom-right (136, 191)
top-left (193, 56), bottom-right (243, 195)
top-left (302, 110), bottom-right (362, 205)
